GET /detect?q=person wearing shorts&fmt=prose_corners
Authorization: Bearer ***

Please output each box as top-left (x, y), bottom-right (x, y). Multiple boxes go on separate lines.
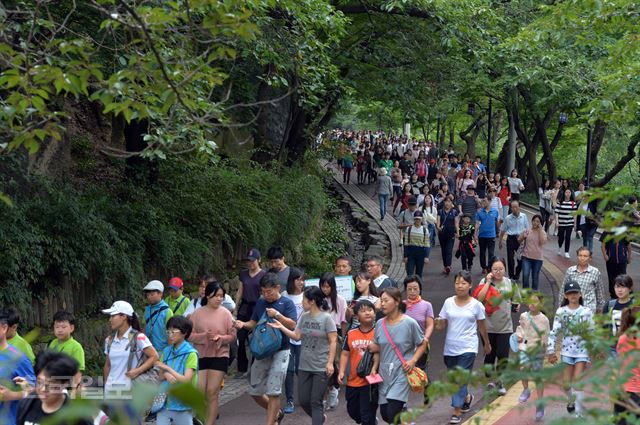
top-left (235, 273), bottom-right (297, 425)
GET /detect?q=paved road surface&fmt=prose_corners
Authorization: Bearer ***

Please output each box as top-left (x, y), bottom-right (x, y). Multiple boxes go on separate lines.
top-left (217, 170), bottom-right (638, 425)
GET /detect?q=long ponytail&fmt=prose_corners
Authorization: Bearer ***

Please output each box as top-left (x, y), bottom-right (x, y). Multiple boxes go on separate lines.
top-left (129, 312), bottom-right (142, 332)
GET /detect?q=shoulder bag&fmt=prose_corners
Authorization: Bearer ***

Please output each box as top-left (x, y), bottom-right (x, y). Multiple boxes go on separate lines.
top-left (381, 319), bottom-right (428, 392)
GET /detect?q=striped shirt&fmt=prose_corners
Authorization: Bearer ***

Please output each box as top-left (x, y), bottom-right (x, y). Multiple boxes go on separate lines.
top-left (555, 200), bottom-right (578, 227)
top-left (405, 225), bottom-right (430, 247)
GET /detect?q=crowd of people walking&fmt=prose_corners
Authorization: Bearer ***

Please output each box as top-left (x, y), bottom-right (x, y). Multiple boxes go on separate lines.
top-left (0, 129), bottom-right (638, 425)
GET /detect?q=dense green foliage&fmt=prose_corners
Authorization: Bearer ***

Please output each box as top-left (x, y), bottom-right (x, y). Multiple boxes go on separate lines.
top-left (0, 156), bottom-right (330, 313)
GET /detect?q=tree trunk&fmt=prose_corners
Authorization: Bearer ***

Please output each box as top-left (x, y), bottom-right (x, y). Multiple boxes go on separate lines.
top-left (252, 64), bottom-right (275, 164)
top-left (537, 120), bottom-right (565, 171)
top-left (586, 119), bottom-right (607, 182)
top-left (124, 118), bottom-right (157, 184)
top-left (448, 122), bottom-right (455, 150)
top-left (592, 129), bottom-right (640, 187)
top-left (491, 110), bottom-right (504, 152)
top-left (459, 115), bottom-right (487, 158)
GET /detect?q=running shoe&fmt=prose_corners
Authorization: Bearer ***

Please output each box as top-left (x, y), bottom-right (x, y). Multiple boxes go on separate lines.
top-left (497, 382), bottom-right (507, 396)
top-left (283, 401), bottom-right (295, 414)
top-left (535, 406), bottom-right (545, 422)
top-left (327, 387), bottom-right (339, 410)
top-left (461, 393), bottom-right (474, 413)
top-left (519, 388), bottom-right (531, 403)
top-left (449, 415), bottom-right (461, 424)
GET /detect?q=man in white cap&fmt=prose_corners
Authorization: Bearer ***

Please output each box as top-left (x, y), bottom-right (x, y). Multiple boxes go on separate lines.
top-left (143, 280), bottom-right (173, 352)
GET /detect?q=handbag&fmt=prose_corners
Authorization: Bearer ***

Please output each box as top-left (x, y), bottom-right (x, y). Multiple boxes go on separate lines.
top-left (356, 349), bottom-right (374, 378)
top-left (509, 332), bottom-right (520, 353)
top-left (381, 319), bottom-right (428, 392)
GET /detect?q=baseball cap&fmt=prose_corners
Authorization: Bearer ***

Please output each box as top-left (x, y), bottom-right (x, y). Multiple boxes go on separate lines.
top-left (168, 277), bottom-right (183, 290)
top-left (413, 211), bottom-right (423, 220)
top-left (102, 300), bottom-right (134, 317)
top-left (143, 280), bottom-right (164, 292)
top-left (408, 196), bottom-right (418, 205)
top-left (245, 248), bottom-right (261, 261)
top-left (563, 281), bottom-right (581, 294)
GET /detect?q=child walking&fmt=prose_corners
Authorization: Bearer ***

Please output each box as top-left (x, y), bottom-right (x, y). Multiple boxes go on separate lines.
top-left (515, 294), bottom-right (550, 421)
top-left (338, 299), bottom-right (380, 425)
top-left (547, 281), bottom-right (595, 417)
top-left (456, 215), bottom-right (475, 271)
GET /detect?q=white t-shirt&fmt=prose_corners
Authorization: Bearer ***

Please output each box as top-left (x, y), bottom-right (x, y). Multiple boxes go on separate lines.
top-left (438, 297), bottom-right (486, 356)
top-left (283, 291), bottom-right (304, 346)
top-left (104, 327), bottom-right (153, 393)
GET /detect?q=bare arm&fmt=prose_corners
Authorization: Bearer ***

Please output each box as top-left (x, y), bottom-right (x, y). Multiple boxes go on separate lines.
top-left (103, 353), bottom-right (111, 385)
top-left (327, 332), bottom-right (338, 366)
top-left (338, 350), bottom-right (349, 384)
top-left (424, 317), bottom-right (435, 342)
top-left (268, 320), bottom-right (301, 341)
top-left (156, 359), bottom-right (195, 384)
top-left (234, 283), bottom-right (243, 312)
top-left (477, 319), bottom-right (491, 354)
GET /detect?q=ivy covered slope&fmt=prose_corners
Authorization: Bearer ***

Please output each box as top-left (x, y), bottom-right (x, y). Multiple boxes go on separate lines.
top-left (0, 153), bottom-right (338, 322)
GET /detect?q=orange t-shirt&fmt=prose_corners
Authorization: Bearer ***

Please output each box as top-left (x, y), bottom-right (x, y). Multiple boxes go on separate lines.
top-left (616, 333), bottom-right (640, 393)
top-left (343, 326), bottom-right (375, 388)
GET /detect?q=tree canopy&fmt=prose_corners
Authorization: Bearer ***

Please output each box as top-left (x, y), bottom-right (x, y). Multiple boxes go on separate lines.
top-left (1, 0), bottom-right (639, 186)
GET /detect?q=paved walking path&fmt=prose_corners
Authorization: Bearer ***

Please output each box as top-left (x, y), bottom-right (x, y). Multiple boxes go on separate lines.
top-left (217, 165), bottom-right (639, 424)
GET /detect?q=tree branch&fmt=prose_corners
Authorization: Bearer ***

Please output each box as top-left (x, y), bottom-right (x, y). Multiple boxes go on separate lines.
top-left (116, 0), bottom-right (190, 113)
top-left (336, 4), bottom-right (435, 20)
top-left (592, 131), bottom-right (640, 187)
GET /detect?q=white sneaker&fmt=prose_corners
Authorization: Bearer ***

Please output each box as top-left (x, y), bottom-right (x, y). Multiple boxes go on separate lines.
top-left (497, 383), bottom-right (507, 396)
top-left (519, 388), bottom-right (531, 402)
top-left (564, 252), bottom-right (570, 258)
top-left (557, 249), bottom-right (562, 256)
top-left (327, 387), bottom-right (339, 410)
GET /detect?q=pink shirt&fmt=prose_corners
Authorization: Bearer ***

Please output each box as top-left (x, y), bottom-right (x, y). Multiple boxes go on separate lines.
top-left (403, 299), bottom-right (434, 332)
top-left (189, 306), bottom-right (237, 358)
top-left (617, 334), bottom-right (640, 393)
top-left (326, 295), bottom-right (347, 330)
top-left (522, 229), bottom-right (547, 261)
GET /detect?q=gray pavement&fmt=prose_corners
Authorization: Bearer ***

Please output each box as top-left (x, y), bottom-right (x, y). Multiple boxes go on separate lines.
top-left (217, 169), bottom-right (639, 424)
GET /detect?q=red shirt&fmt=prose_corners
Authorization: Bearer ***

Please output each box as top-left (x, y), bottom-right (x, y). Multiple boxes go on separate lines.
top-left (498, 186), bottom-right (511, 206)
top-left (617, 333), bottom-right (640, 393)
top-left (343, 326), bottom-right (375, 387)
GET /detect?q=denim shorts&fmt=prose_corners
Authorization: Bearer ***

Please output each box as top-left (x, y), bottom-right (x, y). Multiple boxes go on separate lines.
top-left (519, 351), bottom-right (544, 371)
top-left (561, 355), bottom-right (590, 365)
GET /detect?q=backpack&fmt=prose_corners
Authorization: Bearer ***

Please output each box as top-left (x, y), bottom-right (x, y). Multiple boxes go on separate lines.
top-left (106, 329), bottom-right (159, 384)
top-left (404, 225), bottom-right (428, 245)
top-left (250, 312), bottom-right (283, 360)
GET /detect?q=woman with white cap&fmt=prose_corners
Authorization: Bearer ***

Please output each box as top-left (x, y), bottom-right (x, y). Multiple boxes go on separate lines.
top-left (102, 301), bottom-right (159, 397)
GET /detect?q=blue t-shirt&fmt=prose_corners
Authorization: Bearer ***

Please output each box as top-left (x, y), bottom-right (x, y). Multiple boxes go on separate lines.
top-left (251, 296), bottom-right (297, 351)
top-left (0, 345), bottom-right (36, 425)
top-left (475, 208), bottom-right (500, 238)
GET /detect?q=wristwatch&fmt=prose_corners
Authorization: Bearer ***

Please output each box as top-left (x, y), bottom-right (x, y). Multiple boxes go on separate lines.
top-left (275, 312), bottom-right (281, 319)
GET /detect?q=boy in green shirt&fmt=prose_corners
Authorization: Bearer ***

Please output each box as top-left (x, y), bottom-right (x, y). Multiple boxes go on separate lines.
top-left (6, 308), bottom-right (35, 364)
top-left (165, 276), bottom-right (190, 316)
top-left (48, 311), bottom-right (86, 374)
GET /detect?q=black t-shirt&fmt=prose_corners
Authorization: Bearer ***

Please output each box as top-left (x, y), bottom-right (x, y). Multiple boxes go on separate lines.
top-left (17, 395), bottom-right (93, 425)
